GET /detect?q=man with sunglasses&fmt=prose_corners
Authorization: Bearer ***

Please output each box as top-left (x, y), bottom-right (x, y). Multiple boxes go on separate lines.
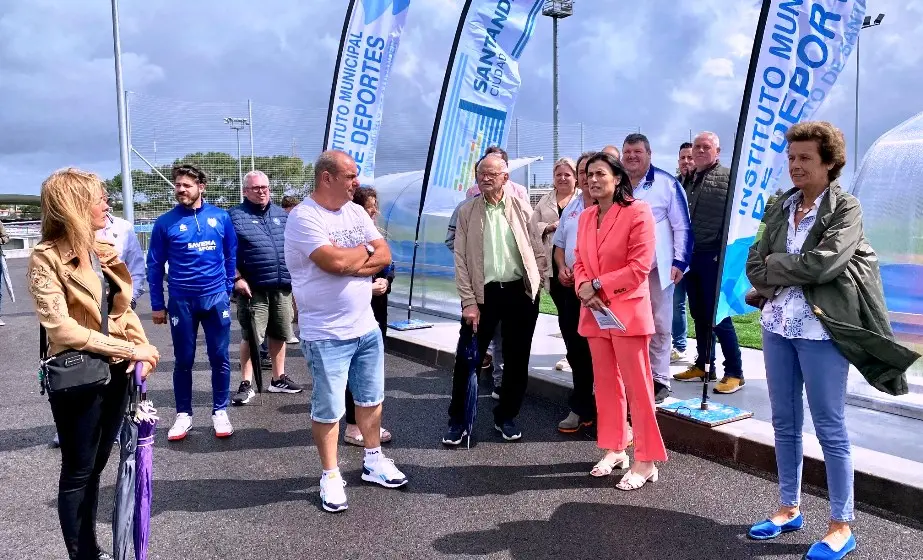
top-left (228, 170), bottom-right (302, 405)
top-left (147, 163), bottom-right (238, 441)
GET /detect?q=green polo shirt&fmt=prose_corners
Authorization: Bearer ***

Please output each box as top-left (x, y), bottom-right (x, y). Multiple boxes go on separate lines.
top-left (483, 197), bottom-right (525, 283)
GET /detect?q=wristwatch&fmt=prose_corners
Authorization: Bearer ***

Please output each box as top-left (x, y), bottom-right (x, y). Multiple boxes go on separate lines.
top-left (364, 243), bottom-right (375, 256)
top-left (591, 278), bottom-right (602, 291)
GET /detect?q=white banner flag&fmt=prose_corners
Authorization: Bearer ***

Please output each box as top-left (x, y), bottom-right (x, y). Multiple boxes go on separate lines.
top-left (324, 0), bottom-right (411, 184)
top-left (717, 0), bottom-right (866, 321)
top-left (420, 0), bottom-right (543, 212)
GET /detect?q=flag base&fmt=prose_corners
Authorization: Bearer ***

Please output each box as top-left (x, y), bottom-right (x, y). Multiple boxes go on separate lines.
top-left (658, 398), bottom-right (752, 427)
top-left (388, 319), bottom-right (434, 331)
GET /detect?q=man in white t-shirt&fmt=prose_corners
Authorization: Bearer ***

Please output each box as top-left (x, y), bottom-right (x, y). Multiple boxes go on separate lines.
top-left (284, 150), bottom-right (408, 513)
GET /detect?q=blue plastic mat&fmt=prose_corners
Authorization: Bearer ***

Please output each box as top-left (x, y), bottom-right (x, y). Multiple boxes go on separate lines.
top-left (388, 319), bottom-right (435, 331)
top-left (657, 398), bottom-right (753, 427)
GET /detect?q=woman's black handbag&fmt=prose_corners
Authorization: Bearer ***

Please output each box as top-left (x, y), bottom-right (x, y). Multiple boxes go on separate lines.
top-left (39, 253), bottom-right (112, 395)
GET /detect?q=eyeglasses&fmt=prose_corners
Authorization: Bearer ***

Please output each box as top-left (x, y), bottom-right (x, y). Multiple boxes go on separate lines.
top-left (248, 186), bottom-right (270, 192)
top-left (478, 171), bottom-right (505, 180)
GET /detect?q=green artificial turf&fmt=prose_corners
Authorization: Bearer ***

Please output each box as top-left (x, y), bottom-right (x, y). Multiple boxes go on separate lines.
top-left (538, 292), bottom-right (763, 350)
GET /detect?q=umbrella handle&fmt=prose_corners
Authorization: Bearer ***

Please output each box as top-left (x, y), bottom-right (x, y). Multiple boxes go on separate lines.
top-left (134, 362), bottom-right (146, 393)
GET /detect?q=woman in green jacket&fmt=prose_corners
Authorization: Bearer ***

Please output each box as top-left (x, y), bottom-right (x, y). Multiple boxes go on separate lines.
top-left (745, 121), bottom-right (919, 560)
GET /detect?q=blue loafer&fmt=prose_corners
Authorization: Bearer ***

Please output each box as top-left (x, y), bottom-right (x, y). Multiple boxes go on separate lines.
top-left (748, 513), bottom-right (804, 540)
top-left (804, 533), bottom-right (856, 559)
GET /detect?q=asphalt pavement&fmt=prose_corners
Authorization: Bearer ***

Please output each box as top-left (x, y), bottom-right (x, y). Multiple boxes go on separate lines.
top-left (1, 258), bottom-right (921, 559)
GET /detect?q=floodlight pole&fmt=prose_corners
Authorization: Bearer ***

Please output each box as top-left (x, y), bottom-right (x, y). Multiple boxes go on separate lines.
top-left (855, 14), bottom-right (885, 175)
top-left (542, 1), bottom-right (574, 164)
top-left (224, 117), bottom-right (250, 200)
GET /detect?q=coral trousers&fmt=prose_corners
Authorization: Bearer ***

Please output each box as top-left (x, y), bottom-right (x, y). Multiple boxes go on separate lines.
top-left (588, 335), bottom-right (668, 462)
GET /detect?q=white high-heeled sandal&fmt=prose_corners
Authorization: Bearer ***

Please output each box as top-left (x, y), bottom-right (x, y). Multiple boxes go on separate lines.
top-left (616, 466), bottom-right (659, 490)
top-left (589, 452), bottom-right (630, 477)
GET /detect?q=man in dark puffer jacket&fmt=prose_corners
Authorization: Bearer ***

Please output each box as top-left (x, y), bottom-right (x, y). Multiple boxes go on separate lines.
top-left (229, 170), bottom-right (303, 404)
top-left (673, 131), bottom-right (745, 394)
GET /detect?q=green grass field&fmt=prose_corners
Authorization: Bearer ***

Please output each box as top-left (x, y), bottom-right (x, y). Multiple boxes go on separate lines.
top-left (539, 293), bottom-right (763, 350)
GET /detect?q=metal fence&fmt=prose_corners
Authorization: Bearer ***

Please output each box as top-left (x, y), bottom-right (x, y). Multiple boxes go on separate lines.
top-left (124, 92), bottom-right (642, 219)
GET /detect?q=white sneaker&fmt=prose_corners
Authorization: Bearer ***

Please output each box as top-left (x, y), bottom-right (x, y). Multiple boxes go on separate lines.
top-left (286, 335), bottom-right (299, 344)
top-left (212, 410), bottom-right (234, 438)
top-left (555, 357), bottom-right (570, 371)
top-left (670, 348), bottom-right (685, 363)
top-left (168, 413), bottom-right (192, 441)
top-left (319, 472), bottom-right (348, 513)
top-left (0, 318), bottom-right (6, 326)
top-left (490, 391), bottom-right (500, 401)
top-left (362, 456), bottom-right (409, 488)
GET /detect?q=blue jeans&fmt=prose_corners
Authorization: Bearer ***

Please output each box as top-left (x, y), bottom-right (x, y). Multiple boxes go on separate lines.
top-left (302, 328), bottom-right (385, 424)
top-left (167, 292), bottom-right (232, 415)
top-left (672, 277), bottom-right (687, 352)
top-left (762, 329), bottom-right (854, 521)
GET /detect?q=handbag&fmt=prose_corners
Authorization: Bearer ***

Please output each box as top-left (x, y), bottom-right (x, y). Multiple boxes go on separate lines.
top-left (39, 252), bottom-right (112, 395)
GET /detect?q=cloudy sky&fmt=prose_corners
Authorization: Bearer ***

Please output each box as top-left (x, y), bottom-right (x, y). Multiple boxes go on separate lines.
top-left (2, 0), bottom-right (921, 195)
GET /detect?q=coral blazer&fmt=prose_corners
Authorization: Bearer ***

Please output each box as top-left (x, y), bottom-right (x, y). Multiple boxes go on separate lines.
top-left (573, 200), bottom-right (656, 338)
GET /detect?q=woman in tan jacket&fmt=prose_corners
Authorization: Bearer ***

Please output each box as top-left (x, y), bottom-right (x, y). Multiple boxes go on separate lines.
top-left (28, 168), bottom-right (159, 560)
top-left (530, 157), bottom-right (577, 370)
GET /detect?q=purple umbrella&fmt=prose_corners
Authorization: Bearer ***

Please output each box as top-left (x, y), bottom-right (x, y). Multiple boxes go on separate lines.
top-left (464, 334), bottom-right (480, 449)
top-left (133, 364), bottom-right (158, 560)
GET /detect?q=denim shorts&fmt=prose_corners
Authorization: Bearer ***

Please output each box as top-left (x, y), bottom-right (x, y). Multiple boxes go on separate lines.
top-left (301, 328), bottom-right (385, 423)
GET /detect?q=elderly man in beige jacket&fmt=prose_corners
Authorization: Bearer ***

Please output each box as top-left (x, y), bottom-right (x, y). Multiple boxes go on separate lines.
top-left (442, 155), bottom-right (547, 446)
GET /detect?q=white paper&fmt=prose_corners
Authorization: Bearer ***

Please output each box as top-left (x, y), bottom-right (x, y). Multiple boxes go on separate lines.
top-left (654, 218), bottom-right (674, 290)
top-left (592, 308), bottom-right (627, 331)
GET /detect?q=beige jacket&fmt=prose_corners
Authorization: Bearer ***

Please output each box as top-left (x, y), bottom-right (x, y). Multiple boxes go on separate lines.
top-left (28, 238), bottom-right (148, 359)
top-left (529, 189), bottom-right (578, 289)
top-left (454, 192), bottom-right (547, 308)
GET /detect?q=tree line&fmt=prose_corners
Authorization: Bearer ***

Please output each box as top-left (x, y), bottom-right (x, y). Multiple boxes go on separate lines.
top-left (105, 152), bottom-right (315, 215)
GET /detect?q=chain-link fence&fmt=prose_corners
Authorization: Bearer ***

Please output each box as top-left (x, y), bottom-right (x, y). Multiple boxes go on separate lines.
top-left (122, 92), bottom-right (644, 220)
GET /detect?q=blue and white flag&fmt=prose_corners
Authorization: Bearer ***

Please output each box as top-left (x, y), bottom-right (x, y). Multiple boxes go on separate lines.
top-left (717, 0), bottom-right (865, 322)
top-left (421, 0), bottom-right (543, 212)
top-left (323, 0), bottom-right (411, 184)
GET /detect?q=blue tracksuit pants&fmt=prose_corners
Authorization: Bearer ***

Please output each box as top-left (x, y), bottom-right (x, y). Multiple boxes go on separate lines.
top-left (167, 291), bottom-right (232, 415)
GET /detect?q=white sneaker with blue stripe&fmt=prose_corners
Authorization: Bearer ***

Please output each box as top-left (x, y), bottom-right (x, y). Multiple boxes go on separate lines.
top-left (361, 457), bottom-right (409, 488)
top-left (319, 472), bottom-right (348, 513)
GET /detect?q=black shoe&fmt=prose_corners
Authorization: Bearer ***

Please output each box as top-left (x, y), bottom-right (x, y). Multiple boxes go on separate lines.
top-left (653, 381), bottom-right (671, 404)
top-left (231, 380), bottom-right (255, 405)
top-left (268, 374), bottom-right (303, 394)
top-left (442, 424), bottom-right (467, 446)
top-left (260, 355), bottom-right (273, 370)
top-left (494, 420), bottom-right (522, 441)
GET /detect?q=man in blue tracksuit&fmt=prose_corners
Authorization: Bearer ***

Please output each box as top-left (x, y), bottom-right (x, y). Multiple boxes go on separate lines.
top-left (147, 163), bottom-right (238, 441)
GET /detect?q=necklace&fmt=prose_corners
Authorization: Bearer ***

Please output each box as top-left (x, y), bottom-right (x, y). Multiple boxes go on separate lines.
top-left (796, 203), bottom-right (815, 214)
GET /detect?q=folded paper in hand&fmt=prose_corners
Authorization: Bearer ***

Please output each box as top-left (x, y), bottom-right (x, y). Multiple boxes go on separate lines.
top-left (592, 308), bottom-right (626, 331)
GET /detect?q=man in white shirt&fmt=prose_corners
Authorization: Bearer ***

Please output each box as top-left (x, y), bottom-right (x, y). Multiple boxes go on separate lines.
top-left (622, 134), bottom-right (693, 404)
top-left (284, 150), bottom-right (407, 514)
top-left (97, 212), bottom-right (146, 308)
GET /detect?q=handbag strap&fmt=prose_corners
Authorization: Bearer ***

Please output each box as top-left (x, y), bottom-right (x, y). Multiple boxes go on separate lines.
top-left (39, 251), bottom-right (109, 361)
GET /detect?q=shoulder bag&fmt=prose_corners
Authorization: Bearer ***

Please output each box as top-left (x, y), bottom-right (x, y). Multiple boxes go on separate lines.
top-left (39, 252), bottom-right (112, 394)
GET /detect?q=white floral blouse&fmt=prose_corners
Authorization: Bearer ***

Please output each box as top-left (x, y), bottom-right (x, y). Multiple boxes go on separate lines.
top-left (760, 189), bottom-right (831, 341)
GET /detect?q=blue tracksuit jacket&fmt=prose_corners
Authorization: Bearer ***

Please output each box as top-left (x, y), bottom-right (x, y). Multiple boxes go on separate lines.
top-left (146, 202), bottom-right (237, 311)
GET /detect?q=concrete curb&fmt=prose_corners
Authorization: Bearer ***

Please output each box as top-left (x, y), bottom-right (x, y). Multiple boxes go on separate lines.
top-left (385, 334), bottom-right (923, 523)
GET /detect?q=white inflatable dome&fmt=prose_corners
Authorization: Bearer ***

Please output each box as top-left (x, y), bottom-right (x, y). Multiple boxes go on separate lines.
top-left (852, 110), bottom-right (923, 382)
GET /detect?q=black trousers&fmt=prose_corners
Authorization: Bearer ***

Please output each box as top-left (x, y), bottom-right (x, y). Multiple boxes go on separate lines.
top-left (344, 299), bottom-right (388, 425)
top-left (49, 362), bottom-right (129, 560)
top-left (555, 280), bottom-right (597, 420)
top-left (685, 251), bottom-right (743, 377)
top-left (448, 281), bottom-right (540, 425)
